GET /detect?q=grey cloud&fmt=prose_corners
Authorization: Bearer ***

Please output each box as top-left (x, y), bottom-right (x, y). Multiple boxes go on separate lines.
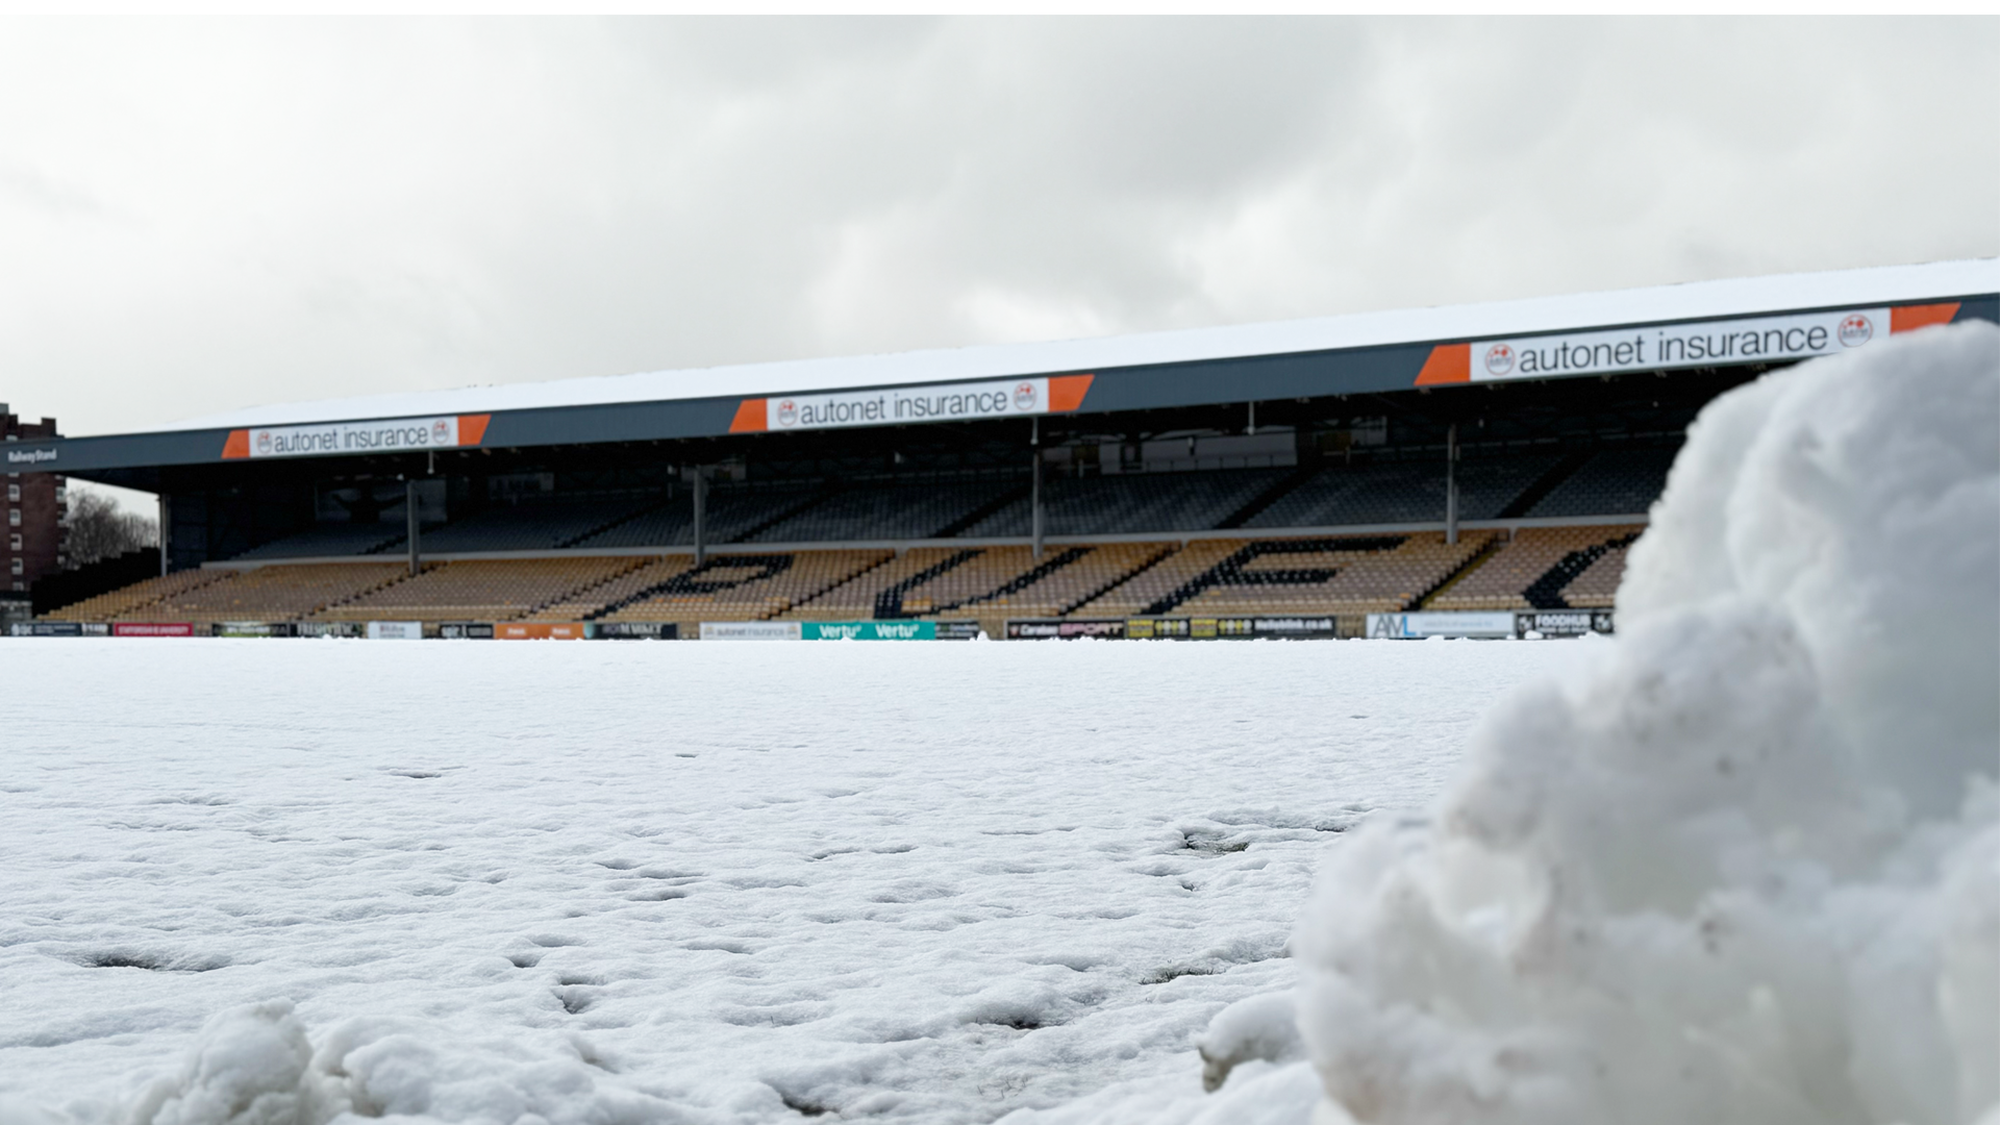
top-left (0, 16), bottom-right (1991, 441)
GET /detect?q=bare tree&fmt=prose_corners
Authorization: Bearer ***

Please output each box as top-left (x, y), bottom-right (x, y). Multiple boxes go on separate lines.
top-left (64, 489), bottom-right (157, 567)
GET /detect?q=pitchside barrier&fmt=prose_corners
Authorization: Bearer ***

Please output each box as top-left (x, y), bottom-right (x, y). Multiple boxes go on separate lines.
top-left (8, 613), bottom-right (1611, 640)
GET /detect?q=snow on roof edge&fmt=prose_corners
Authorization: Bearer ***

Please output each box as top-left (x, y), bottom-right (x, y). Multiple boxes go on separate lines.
top-left (158, 259), bottom-right (2000, 435)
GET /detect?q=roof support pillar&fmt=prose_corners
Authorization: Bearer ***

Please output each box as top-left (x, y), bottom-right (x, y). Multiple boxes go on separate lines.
top-left (1031, 447), bottom-right (1044, 561)
top-left (406, 478), bottom-right (421, 577)
top-left (1445, 423), bottom-right (1459, 546)
top-left (692, 469), bottom-right (708, 567)
top-left (158, 494), bottom-right (169, 577)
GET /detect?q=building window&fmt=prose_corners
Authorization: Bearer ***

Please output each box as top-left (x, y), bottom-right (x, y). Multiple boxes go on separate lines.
top-left (7, 509), bottom-right (17, 526)
top-left (7, 533), bottom-right (19, 550)
top-left (9, 558), bottom-right (21, 575)
top-left (5, 484), bottom-right (17, 501)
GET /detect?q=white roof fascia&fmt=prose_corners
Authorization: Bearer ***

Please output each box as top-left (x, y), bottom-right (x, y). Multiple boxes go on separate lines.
top-left (157, 258), bottom-right (1998, 435)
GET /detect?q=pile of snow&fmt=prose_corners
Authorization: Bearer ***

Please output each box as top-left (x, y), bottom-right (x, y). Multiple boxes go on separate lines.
top-left (1294, 322), bottom-right (1999, 1125)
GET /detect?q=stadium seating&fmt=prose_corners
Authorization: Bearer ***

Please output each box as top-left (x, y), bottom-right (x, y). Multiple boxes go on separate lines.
top-left (40, 567), bottom-right (236, 622)
top-left (514, 556), bottom-right (698, 622)
top-left (599, 550), bottom-right (891, 628)
top-left (1246, 454), bottom-right (1560, 529)
top-left (36, 452), bottom-right (1668, 627)
top-left (417, 496), bottom-right (660, 554)
top-left (1427, 525), bottom-right (1644, 611)
top-left (231, 522), bottom-right (408, 560)
top-left (961, 469), bottom-right (1288, 537)
top-left (1074, 533), bottom-right (1491, 618)
top-left (1174, 534), bottom-right (1493, 616)
top-left (1070, 539), bottom-right (1247, 618)
top-left (574, 483), bottom-right (823, 549)
top-left (1527, 448), bottom-right (1675, 518)
top-left (746, 479), bottom-right (1022, 542)
top-left (36, 524), bottom-right (1648, 628)
top-left (927, 543), bottom-right (1174, 620)
top-left (316, 557), bottom-right (648, 623)
top-left (782, 548), bottom-right (978, 620)
top-left (1557, 539), bottom-right (1631, 609)
top-left (139, 562), bottom-right (411, 623)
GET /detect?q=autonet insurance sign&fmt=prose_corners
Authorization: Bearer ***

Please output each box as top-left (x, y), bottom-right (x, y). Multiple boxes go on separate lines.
top-left (731, 375), bottom-right (1093, 434)
top-left (1414, 302), bottom-right (1965, 387)
top-left (223, 414), bottom-right (492, 460)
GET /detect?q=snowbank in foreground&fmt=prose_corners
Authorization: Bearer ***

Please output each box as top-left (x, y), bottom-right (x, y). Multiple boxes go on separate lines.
top-left (1294, 322), bottom-right (1999, 1125)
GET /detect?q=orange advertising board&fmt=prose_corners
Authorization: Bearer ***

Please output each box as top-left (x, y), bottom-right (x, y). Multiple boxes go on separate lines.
top-left (495, 622), bottom-right (589, 640)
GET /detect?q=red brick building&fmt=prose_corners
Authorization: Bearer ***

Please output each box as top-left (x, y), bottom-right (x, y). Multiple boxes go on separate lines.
top-left (2, 406), bottom-right (65, 593)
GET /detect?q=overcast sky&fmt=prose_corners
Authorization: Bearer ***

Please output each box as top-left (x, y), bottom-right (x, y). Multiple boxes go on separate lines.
top-left (2, 16), bottom-right (1994, 444)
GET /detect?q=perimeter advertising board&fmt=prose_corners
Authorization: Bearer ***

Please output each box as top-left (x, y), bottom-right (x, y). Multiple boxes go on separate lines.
top-left (495, 622), bottom-right (589, 640)
top-left (1365, 612), bottom-right (1516, 639)
top-left (1008, 619), bottom-right (1127, 640)
top-left (803, 621), bottom-right (935, 641)
top-left (701, 621), bottom-right (804, 641)
top-left (1514, 610), bottom-right (1616, 637)
top-left (9, 622), bottom-right (107, 636)
top-left (295, 622), bottom-right (362, 638)
top-left (112, 622), bottom-right (196, 637)
top-left (365, 621), bottom-right (423, 640)
top-left (214, 622), bottom-right (294, 637)
top-left (439, 622), bottom-right (496, 639)
top-left (1009, 616), bottom-right (1341, 640)
top-left (698, 621), bottom-right (940, 640)
top-left (595, 622), bottom-right (677, 640)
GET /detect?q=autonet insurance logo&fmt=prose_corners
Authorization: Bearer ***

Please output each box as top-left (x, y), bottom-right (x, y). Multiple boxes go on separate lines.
top-left (1472, 307), bottom-right (1890, 383)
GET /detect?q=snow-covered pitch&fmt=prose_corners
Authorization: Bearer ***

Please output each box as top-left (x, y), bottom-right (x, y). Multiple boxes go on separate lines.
top-left (0, 636), bottom-right (1573, 1123)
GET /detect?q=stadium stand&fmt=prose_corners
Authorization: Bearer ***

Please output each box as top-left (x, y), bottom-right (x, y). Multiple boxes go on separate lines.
top-left (35, 526), bottom-right (1643, 629)
top-left (926, 543), bottom-right (1173, 621)
top-left (316, 557), bottom-right (648, 623)
top-left (783, 548), bottom-right (979, 621)
top-left (574, 482), bottom-right (825, 549)
top-left (231, 522), bottom-right (408, 560)
top-left (961, 469), bottom-right (1289, 537)
top-left (598, 550), bottom-right (891, 629)
top-left (514, 556), bottom-right (698, 622)
top-left (29, 467), bottom-right (1664, 629)
top-left (1072, 533), bottom-right (1492, 618)
top-left (137, 562), bottom-right (410, 623)
top-left (417, 495), bottom-right (660, 554)
top-left (770, 542), bottom-right (1172, 636)
top-left (1174, 533), bottom-right (1494, 617)
top-left (1070, 539), bottom-right (1248, 618)
top-left (40, 567), bottom-right (235, 622)
top-left (1558, 538), bottom-right (1632, 609)
top-left (1526, 447), bottom-right (1675, 518)
top-left (746, 478), bottom-right (1023, 542)
top-left (1427, 525), bottom-right (1644, 611)
top-left (1246, 454), bottom-right (1559, 529)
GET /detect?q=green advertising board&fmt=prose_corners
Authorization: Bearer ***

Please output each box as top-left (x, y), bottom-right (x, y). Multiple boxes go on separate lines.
top-left (801, 621), bottom-right (936, 641)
